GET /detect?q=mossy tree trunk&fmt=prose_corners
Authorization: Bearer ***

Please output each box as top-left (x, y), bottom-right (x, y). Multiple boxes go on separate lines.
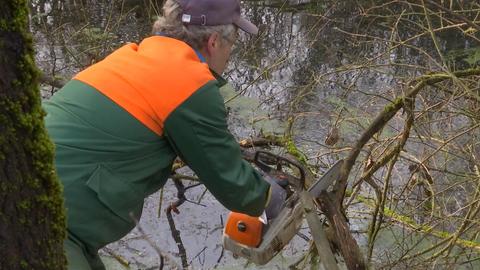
top-left (0, 1), bottom-right (66, 269)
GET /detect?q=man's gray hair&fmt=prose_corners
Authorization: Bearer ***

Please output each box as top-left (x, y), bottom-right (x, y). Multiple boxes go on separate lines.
top-left (152, 0), bottom-right (237, 50)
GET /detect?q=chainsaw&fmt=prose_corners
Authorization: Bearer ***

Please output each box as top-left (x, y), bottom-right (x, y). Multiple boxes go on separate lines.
top-left (223, 151), bottom-right (344, 266)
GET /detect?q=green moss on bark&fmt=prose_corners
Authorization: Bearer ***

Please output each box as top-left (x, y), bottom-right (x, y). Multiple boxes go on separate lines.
top-left (0, 0), bottom-right (66, 269)
top-left (284, 138), bottom-right (309, 165)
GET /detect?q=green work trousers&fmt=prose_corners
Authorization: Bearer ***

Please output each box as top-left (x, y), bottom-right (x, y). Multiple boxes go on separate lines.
top-left (65, 234), bottom-right (105, 270)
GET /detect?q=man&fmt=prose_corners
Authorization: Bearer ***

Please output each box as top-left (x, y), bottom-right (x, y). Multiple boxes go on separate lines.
top-left (44, 0), bottom-right (284, 269)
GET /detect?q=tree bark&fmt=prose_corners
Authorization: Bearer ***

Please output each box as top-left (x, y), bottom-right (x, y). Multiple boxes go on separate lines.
top-left (0, 1), bottom-right (67, 269)
top-left (317, 192), bottom-right (366, 270)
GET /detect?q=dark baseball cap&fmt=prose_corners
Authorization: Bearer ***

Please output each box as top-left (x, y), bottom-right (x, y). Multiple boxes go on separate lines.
top-left (177, 0), bottom-right (258, 35)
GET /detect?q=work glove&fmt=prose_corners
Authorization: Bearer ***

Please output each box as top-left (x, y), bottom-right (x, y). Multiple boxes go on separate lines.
top-left (263, 174), bottom-right (287, 220)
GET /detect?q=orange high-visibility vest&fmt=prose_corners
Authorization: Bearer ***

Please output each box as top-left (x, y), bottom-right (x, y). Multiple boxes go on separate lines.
top-left (75, 36), bottom-right (215, 136)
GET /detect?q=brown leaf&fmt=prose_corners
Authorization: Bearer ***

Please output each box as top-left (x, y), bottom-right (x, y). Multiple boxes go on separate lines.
top-left (325, 127), bottom-right (340, 146)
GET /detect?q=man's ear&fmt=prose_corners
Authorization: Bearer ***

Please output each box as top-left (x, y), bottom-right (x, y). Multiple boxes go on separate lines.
top-left (206, 32), bottom-right (221, 55)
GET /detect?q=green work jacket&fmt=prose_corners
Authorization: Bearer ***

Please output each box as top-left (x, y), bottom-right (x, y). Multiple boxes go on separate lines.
top-left (43, 36), bottom-right (269, 251)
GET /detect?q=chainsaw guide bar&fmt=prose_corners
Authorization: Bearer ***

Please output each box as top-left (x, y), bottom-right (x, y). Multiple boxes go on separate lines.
top-left (223, 151), bottom-right (344, 265)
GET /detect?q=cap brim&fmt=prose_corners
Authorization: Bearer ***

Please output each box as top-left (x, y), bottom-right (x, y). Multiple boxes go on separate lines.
top-left (234, 17), bottom-right (258, 35)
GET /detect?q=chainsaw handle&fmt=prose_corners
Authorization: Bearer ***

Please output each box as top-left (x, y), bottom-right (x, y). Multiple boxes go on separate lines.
top-left (253, 150), bottom-right (305, 187)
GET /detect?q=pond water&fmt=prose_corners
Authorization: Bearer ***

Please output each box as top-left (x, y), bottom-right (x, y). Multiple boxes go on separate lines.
top-left (32, 0), bottom-right (480, 269)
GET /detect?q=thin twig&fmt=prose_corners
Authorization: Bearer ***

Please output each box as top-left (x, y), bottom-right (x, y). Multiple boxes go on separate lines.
top-left (166, 179), bottom-right (189, 269)
top-left (337, 68), bottom-right (480, 203)
top-left (129, 212), bottom-right (181, 270)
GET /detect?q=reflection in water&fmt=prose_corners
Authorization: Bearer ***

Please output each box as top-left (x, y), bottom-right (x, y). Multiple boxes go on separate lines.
top-left (32, 1), bottom-right (480, 269)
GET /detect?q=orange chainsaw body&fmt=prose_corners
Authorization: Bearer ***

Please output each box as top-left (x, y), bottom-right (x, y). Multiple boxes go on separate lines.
top-left (224, 212), bottom-right (263, 247)
top-left (223, 151), bottom-right (344, 265)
